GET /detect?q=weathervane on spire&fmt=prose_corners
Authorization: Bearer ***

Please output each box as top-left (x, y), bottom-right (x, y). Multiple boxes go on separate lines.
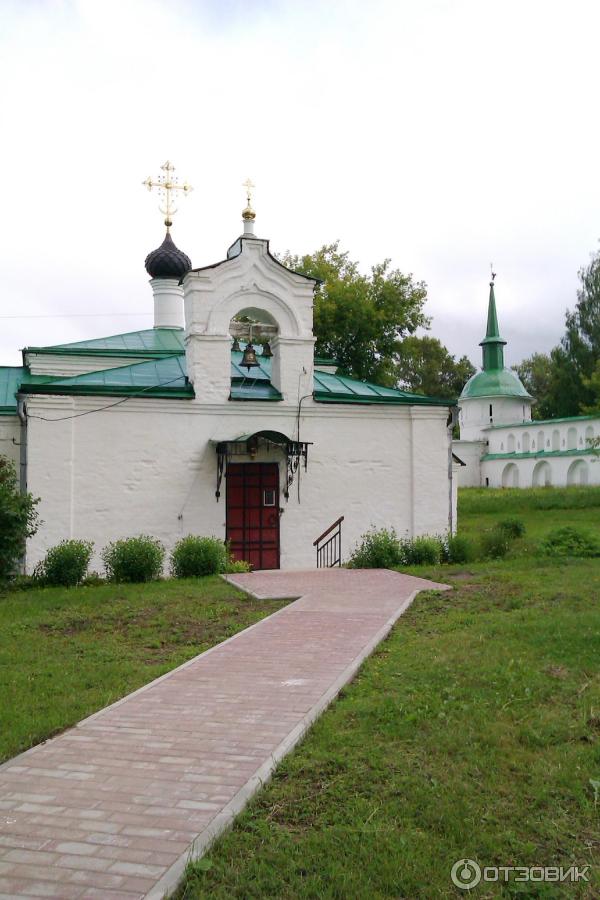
top-left (242, 177), bottom-right (256, 221)
top-left (490, 263), bottom-right (496, 285)
top-left (143, 161), bottom-right (193, 231)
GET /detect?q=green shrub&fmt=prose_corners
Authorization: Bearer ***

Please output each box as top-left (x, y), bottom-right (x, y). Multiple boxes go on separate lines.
top-left (540, 526), bottom-right (600, 558)
top-left (480, 528), bottom-right (510, 559)
top-left (227, 558), bottom-right (252, 573)
top-left (0, 455), bottom-right (40, 583)
top-left (171, 536), bottom-right (229, 578)
top-left (34, 539), bottom-right (93, 587)
top-left (102, 535), bottom-right (165, 583)
top-left (445, 533), bottom-right (476, 564)
top-left (497, 517), bottom-right (526, 539)
top-left (401, 536), bottom-right (442, 566)
top-left (349, 527), bottom-right (402, 569)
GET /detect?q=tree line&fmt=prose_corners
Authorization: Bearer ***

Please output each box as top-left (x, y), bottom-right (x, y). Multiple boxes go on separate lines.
top-left (283, 241), bottom-right (600, 416)
top-left (281, 242), bottom-right (474, 401)
top-left (513, 247), bottom-right (600, 418)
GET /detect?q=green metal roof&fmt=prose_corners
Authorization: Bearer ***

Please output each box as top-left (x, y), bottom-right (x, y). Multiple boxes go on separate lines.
top-left (313, 370), bottom-right (452, 406)
top-left (19, 356), bottom-right (193, 400)
top-left (0, 367), bottom-right (60, 414)
top-left (485, 413), bottom-right (599, 429)
top-left (482, 448), bottom-right (597, 462)
top-left (230, 380), bottom-right (282, 401)
top-left (9, 332), bottom-right (451, 409)
top-left (460, 279), bottom-right (530, 402)
top-left (460, 367), bottom-right (531, 401)
top-left (25, 328), bottom-right (186, 358)
top-left (0, 367), bottom-right (26, 414)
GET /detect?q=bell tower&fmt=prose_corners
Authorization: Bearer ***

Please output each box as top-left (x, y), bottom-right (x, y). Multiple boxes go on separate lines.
top-left (182, 183), bottom-right (317, 405)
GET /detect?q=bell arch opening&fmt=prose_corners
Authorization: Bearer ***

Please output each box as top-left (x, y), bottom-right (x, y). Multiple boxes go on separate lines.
top-left (207, 287), bottom-right (303, 338)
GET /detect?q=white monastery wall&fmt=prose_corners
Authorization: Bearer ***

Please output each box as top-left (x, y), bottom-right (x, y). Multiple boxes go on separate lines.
top-left (483, 454), bottom-right (600, 488)
top-left (0, 415), bottom-right (21, 470)
top-left (24, 395), bottom-right (452, 573)
top-left (453, 440), bottom-right (485, 487)
top-left (485, 417), bottom-right (599, 455)
top-left (481, 416), bottom-right (600, 488)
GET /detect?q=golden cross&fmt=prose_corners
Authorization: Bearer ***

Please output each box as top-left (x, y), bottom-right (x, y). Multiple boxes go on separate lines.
top-left (143, 161), bottom-right (193, 229)
top-left (242, 177), bottom-right (255, 208)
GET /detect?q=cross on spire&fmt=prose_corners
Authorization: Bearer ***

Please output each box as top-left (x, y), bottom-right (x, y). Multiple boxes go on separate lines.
top-left (143, 161), bottom-right (193, 230)
top-left (242, 177), bottom-right (256, 222)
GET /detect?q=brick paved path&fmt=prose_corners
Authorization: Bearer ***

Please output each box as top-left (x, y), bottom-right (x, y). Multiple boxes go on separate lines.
top-left (0, 568), bottom-right (448, 899)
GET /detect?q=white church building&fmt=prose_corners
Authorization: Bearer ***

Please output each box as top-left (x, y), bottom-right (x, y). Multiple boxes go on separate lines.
top-left (0, 169), bottom-right (457, 572)
top-left (455, 278), bottom-right (600, 488)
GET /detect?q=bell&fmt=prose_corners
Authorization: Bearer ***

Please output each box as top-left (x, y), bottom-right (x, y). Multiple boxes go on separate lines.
top-left (231, 337), bottom-right (241, 352)
top-left (241, 342), bottom-right (259, 370)
top-left (262, 341), bottom-right (273, 358)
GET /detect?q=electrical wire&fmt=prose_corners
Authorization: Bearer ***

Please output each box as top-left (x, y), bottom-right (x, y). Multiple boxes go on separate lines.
top-left (25, 376), bottom-right (186, 422)
top-left (0, 313), bottom-right (152, 320)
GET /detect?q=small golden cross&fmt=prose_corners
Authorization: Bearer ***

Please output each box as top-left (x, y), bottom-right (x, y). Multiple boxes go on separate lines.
top-left (242, 177), bottom-right (255, 208)
top-left (143, 161), bottom-right (193, 229)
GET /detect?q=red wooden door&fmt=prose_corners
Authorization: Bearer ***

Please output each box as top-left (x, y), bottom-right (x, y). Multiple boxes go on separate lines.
top-left (226, 463), bottom-right (280, 570)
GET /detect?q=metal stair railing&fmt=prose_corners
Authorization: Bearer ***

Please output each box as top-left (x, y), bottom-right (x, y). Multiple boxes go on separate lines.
top-left (313, 516), bottom-right (344, 568)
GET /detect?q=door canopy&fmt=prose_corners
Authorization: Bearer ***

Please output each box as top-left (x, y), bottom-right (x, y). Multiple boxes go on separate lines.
top-left (214, 430), bottom-right (311, 501)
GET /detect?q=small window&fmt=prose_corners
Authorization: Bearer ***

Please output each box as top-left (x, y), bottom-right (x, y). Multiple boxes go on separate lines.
top-left (263, 489), bottom-right (276, 507)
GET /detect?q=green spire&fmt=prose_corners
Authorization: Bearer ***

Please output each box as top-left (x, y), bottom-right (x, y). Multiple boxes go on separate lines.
top-left (479, 275), bottom-right (506, 371)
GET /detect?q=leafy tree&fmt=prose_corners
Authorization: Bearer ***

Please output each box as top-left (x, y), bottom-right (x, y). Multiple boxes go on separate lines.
top-left (512, 352), bottom-right (554, 419)
top-left (281, 242), bottom-right (429, 386)
top-left (0, 455), bottom-right (40, 582)
top-left (581, 359), bottom-right (600, 415)
top-left (545, 246), bottom-right (600, 416)
top-left (395, 335), bottom-right (475, 399)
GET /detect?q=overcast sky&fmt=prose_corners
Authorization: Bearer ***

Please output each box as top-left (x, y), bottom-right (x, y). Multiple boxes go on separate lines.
top-left (1, 0), bottom-right (599, 370)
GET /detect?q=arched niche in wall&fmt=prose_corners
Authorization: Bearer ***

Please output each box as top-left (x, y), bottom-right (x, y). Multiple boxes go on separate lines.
top-left (502, 462), bottom-right (519, 488)
top-left (532, 460), bottom-right (552, 487)
top-left (567, 459), bottom-right (589, 486)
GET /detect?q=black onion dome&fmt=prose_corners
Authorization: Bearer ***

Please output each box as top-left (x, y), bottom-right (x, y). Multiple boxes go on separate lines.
top-left (144, 231), bottom-right (191, 278)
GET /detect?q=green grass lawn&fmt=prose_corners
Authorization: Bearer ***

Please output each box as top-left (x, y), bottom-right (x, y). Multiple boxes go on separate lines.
top-left (0, 577), bottom-right (286, 763)
top-left (179, 489), bottom-right (600, 899)
top-left (459, 484), bottom-right (600, 544)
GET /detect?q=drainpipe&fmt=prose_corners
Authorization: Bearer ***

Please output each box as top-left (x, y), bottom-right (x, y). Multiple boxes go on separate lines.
top-left (447, 407), bottom-right (458, 534)
top-left (17, 395), bottom-right (28, 574)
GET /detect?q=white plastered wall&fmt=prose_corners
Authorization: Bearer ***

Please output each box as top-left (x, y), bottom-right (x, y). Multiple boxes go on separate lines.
top-left (459, 395), bottom-right (532, 441)
top-left (24, 395), bottom-right (452, 573)
top-left (0, 415), bottom-right (21, 470)
top-left (482, 454), bottom-right (600, 488)
top-left (453, 439), bottom-right (485, 487)
top-left (26, 354), bottom-right (149, 377)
